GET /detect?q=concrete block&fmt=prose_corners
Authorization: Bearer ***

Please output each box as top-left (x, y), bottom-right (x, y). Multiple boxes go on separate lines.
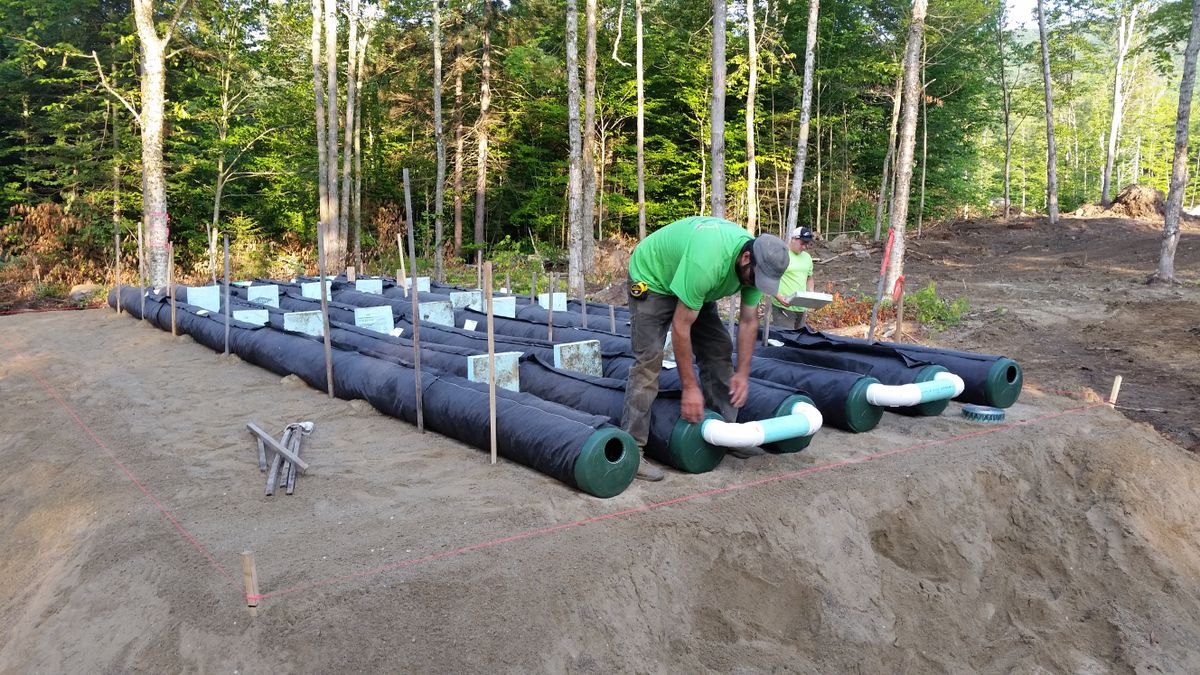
top-left (354, 305), bottom-right (395, 334)
top-left (418, 300), bottom-right (454, 326)
top-left (493, 297), bottom-right (516, 318)
top-left (233, 309), bottom-right (269, 326)
top-left (186, 285), bottom-right (221, 313)
top-left (283, 311), bottom-right (325, 337)
top-left (232, 280), bottom-right (254, 287)
top-left (403, 276), bottom-right (431, 293)
top-left (468, 351), bottom-right (522, 392)
top-left (553, 340), bottom-right (603, 377)
top-left (538, 292), bottom-right (567, 312)
top-left (246, 284), bottom-right (279, 308)
top-left (355, 278), bottom-right (384, 294)
top-left (450, 290), bottom-right (484, 311)
top-left (300, 279), bottom-right (333, 299)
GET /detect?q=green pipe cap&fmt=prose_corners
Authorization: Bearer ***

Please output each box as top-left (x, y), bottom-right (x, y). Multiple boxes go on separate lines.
top-left (573, 426), bottom-right (639, 498)
top-left (984, 357), bottom-right (1023, 408)
top-left (667, 411), bottom-right (725, 474)
top-left (844, 376), bottom-right (885, 433)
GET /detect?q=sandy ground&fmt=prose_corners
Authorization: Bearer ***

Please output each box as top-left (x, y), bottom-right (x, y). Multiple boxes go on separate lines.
top-left (2, 215), bottom-right (1200, 673)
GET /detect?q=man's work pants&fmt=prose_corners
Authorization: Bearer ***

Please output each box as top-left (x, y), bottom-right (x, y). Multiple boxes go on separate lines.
top-left (620, 289), bottom-right (736, 449)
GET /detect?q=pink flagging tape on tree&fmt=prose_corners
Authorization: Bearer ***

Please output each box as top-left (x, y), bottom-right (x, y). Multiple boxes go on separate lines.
top-left (252, 400), bottom-right (1108, 603)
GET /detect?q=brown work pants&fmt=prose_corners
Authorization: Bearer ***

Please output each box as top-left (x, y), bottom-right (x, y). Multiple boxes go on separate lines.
top-left (620, 288), bottom-right (736, 448)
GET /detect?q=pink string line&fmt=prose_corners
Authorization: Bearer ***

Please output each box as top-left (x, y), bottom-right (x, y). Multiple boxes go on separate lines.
top-left (250, 399), bottom-right (1108, 603)
top-left (2, 343), bottom-right (238, 587)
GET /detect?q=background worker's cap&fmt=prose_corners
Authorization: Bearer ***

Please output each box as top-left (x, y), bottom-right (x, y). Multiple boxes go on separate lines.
top-left (751, 234), bottom-right (790, 297)
top-left (790, 226), bottom-right (814, 241)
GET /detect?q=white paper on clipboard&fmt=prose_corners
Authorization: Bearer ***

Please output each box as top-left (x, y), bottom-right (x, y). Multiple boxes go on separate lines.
top-left (784, 291), bottom-right (834, 310)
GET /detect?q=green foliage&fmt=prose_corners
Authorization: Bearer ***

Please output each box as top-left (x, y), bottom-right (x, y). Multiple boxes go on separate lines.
top-left (904, 282), bottom-right (969, 328)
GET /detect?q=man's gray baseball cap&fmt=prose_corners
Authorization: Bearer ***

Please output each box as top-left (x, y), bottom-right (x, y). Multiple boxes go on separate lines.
top-left (751, 234), bottom-right (790, 297)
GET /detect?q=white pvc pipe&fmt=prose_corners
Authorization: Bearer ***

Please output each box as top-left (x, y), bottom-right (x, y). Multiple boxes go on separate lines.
top-left (864, 371), bottom-right (965, 408)
top-left (700, 402), bottom-right (824, 448)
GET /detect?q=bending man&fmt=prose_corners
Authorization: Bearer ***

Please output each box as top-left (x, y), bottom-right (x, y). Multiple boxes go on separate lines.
top-left (620, 216), bottom-right (790, 481)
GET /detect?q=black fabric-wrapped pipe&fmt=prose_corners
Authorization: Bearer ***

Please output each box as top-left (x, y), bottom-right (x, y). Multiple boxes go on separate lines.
top-left (739, 354), bottom-right (882, 433)
top-left (773, 328), bottom-right (1023, 408)
top-left (455, 308), bottom-right (635, 355)
top-left (754, 343), bottom-right (952, 417)
top-left (514, 303), bottom-right (633, 334)
top-left (107, 286), bottom-right (639, 498)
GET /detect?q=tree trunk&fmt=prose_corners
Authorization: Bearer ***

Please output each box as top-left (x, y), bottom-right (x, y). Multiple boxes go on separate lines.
top-left (874, 75), bottom-right (902, 241)
top-left (1157, 0), bottom-right (1200, 282)
top-left (311, 0), bottom-right (329, 256)
top-left (111, 99), bottom-right (121, 275)
top-left (1037, 0), bottom-right (1059, 225)
top-left (473, 0), bottom-right (492, 249)
top-left (745, 0), bottom-right (758, 234)
top-left (451, 18), bottom-right (465, 257)
top-left (882, 0), bottom-right (926, 296)
top-left (1102, 9), bottom-right (1137, 207)
top-left (917, 46), bottom-right (928, 236)
top-left (815, 79), bottom-right (822, 235)
top-left (324, 0), bottom-right (341, 264)
top-left (710, 0), bottom-right (727, 218)
top-left (582, 0), bottom-right (598, 265)
top-left (340, 0), bottom-right (359, 259)
top-left (432, 0), bottom-right (446, 281)
top-left (785, 0), bottom-right (819, 233)
top-left (567, 0), bottom-right (585, 297)
top-left (132, 0), bottom-right (175, 289)
top-left (997, 4), bottom-right (1012, 220)
top-left (636, 0), bottom-right (647, 239)
top-left (354, 24), bottom-right (368, 269)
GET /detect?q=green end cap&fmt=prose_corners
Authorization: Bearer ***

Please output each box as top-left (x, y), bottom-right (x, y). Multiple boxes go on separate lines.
top-left (573, 427), bottom-right (639, 498)
top-left (667, 411), bottom-right (725, 473)
top-left (908, 365), bottom-right (952, 417)
top-left (844, 377), bottom-right (884, 433)
top-left (985, 357), bottom-right (1023, 408)
top-left (764, 394), bottom-right (816, 454)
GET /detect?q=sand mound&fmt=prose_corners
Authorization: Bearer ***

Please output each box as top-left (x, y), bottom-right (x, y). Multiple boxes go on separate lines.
top-left (1073, 184), bottom-right (1166, 220)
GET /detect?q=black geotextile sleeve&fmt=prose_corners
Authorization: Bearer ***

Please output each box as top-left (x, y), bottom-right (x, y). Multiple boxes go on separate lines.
top-left (517, 356), bottom-right (687, 464)
top-left (112, 285), bottom-right (610, 489)
top-left (656, 367), bottom-right (806, 423)
top-left (739, 352), bottom-right (871, 431)
top-left (566, 299), bottom-right (631, 319)
top-left (514, 303), bottom-right (634, 334)
top-left (333, 287), bottom-right (423, 318)
top-left (379, 286), bottom-right (455, 304)
top-left (456, 308), bottom-right (636, 355)
top-left (325, 321), bottom-right (476, 377)
top-left (772, 327), bottom-right (1022, 407)
top-left (754, 343), bottom-right (929, 385)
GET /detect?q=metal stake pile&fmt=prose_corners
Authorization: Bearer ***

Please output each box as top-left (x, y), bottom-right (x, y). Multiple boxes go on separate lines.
top-left (246, 421), bottom-right (314, 496)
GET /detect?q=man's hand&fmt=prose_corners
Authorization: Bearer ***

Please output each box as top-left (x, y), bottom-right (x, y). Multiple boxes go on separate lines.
top-left (681, 385), bottom-right (705, 423)
top-left (729, 371), bottom-right (751, 408)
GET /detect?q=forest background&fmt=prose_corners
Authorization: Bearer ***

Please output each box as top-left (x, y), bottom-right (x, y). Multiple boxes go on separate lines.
top-left (0, 0), bottom-right (1195, 300)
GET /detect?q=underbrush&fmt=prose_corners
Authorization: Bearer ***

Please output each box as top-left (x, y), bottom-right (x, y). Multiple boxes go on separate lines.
top-left (807, 282), bottom-right (968, 332)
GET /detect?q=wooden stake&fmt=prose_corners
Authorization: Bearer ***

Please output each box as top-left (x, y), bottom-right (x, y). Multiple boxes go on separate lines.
top-left (246, 422), bottom-right (311, 472)
top-left (609, 304), bottom-right (616, 332)
top-left (761, 300), bottom-right (771, 346)
top-left (223, 234), bottom-right (232, 355)
top-left (547, 272), bottom-right (556, 341)
top-left (404, 169), bottom-right (425, 433)
top-left (114, 231), bottom-right (122, 314)
top-left (316, 225), bottom-right (335, 398)
top-left (505, 272), bottom-right (511, 294)
top-left (530, 271), bottom-right (537, 303)
top-left (346, 265), bottom-right (356, 283)
top-left (484, 261), bottom-right (498, 464)
top-left (137, 222), bottom-right (146, 322)
top-left (894, 291), bottom-right (905, 342)
top-left (168, 242), bottom-right (176, 336)
top-left (581, 295), bottom-right (588, 330)
top-left (1109, 375), bottom-right (1123, 407)
top-left (241, 550), bottom-right (260, 617)
top-left (396, 233), bottom-right (408, 296)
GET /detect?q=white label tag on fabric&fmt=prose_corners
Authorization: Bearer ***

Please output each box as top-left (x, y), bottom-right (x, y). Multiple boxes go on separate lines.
top-left (389, 328), bottom-right (404, 337)
top-left (464, 319), bottom-right (478, 331)
top-left (662, 360), bottom-right (677, 370)
top-left (767, 338), bottom-right (784, 347)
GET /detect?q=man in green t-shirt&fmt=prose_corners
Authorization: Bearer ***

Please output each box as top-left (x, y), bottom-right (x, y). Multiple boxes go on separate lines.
top-left (769, 226), bottom-right (816, 330)
top-left (622, 216), bottom-right (791, 481)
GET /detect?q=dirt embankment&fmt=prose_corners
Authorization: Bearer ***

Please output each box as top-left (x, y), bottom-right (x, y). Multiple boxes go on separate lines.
top-left (2, 213), bottom-right (1200, 671)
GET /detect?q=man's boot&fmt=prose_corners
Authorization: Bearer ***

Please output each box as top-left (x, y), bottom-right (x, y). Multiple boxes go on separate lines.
top-left (635, 455), bottom-right (665, 481)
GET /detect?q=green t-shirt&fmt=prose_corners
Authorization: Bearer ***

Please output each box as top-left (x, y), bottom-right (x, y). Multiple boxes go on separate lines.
top-left (771, 249), bottom-right (814, 312)
top-left (627, 216), bottom-right (761, 310)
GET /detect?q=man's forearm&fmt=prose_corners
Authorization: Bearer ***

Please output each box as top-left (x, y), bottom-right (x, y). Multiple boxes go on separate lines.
top-left (735, 308), bottom-right (757, 375)
top-left (671, 316), bottom-right (699, 390)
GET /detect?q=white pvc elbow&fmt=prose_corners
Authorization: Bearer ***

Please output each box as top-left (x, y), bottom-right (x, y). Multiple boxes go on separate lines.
top-left (864, 371), bottom-right (965, 407)
top-left (699, 402), bottom-right (824, 448)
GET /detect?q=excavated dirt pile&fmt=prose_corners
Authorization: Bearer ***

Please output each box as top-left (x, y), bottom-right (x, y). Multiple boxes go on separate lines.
top-left (1074, 183), bottom-right (1166, 220)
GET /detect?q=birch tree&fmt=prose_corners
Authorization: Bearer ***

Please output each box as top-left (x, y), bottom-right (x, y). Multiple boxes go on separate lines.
top-left (873, 75), bottom-right (902, 241)
top-left (710, 0), bottom-right (727, 218)
top-left (582, 0), bottom-right (598, 264)
top-left (636, 0), bottom-right (646, 239)
top-left (1101, 4), bottom-right (1139, 207)
top-left (1155, 0), bottom-right (1200, 283)
top-left (310, 0), bottom-right (329, 255)
top-left (566, 0), bottom-right (585, 297)
top-left (1038, 0), bottom-right (1060, 225)
top-left (323, 0), bottom-right (341, 263)
top-left (432, 0), bottom-right (446, 280)
top-left (882, 0), bottom-right (926, 296)
top-left (785, 0), bottom-right (819, 234)
top-left (132, 0), bottom-right (189, 288)
top-left (745, 0), bottom-right (758, 234)
top-left (339, 0), bottom-right (360, 255)
top-left (451, 13), bottom-right (466, 257)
